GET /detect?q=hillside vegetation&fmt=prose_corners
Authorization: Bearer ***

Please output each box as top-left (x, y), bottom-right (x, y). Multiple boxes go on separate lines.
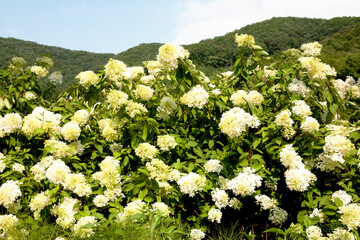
top-left (0, 16), bottom-right (359, 96)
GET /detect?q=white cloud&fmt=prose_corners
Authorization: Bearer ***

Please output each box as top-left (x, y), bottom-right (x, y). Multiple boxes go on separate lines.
top-left (6, 28), bottom-right (18, 37)
top-left (173, 0), bottom-right (360, 45)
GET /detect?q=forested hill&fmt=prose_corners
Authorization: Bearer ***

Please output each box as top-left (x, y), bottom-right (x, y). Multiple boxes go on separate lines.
top-left (0, 16), bottom-right (359, 94)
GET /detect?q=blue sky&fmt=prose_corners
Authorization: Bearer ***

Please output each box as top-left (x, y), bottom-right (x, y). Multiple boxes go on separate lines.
top-left (0, 0), bottom-right (359, 54)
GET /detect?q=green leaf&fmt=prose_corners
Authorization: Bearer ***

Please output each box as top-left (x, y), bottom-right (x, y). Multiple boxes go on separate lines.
top-left (263, 228), bottom-right (285, 235)
top-left (187, 141), bottom-right (198, 147)
top-left (142, 125), bottom-right (148, 141)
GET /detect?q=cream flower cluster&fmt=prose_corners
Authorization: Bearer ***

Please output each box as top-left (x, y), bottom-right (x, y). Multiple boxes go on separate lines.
top-left (98, 118), bottom-right (119, 142)
top-left (157, 96), bottom-right (177, 120)
top-left (331, 190), bottom-right (352, 206)
top-left (64, 173), bottom-right (92, 197)
top-left (268, 207), bottom-right (288, 225)
top-left (229, 198), bottom-right (243, 210)
top-left (152, 202), bottom-right (170, 216)
top-left (49, 71), bottom-right (63, 85)
top-left (326, 124), bottom-right (351, 137)
top-left (220, 71), bottom-right (234, 81)
top-left (327, 227), bottom-right (356, 240)
top-left (0, 180), bottom-right (21, 209)
top-left (143, 60), bottom-right (162, 76)
top-left (157, 135), bottom-right (177, 151)
top-left (61, 122), bottom-right (81, 142)
top-left (51, 197), bottom-right (79, 228)
top-left (123, 66), bottom-right (144, 81)
top-left (140, 75), bottom-right (156, 85)
top-left (24, 92), bottom-right (36, 100)
top-left (134, 84), bottom-right (154, 101)
top-left (230, 90), bottom-right (264, 106)
top-left (156, 43), bottom-right (190, 71)
top-left (93, 195), bottom-right (109, 208)
top-left (45, 159), bottom-right (71, 185)
top-left (235, 33), bottom-right (255, 47)
top-left (71, 109), bottom-right (89, 127)
top-left (177, 172), bottom-right (206, 197)
top-left (280, 144), bottom-right (304, 169)
top-left (30, 66), bottom-right (49, 77)
top-left (22, 107), bottom-right (61, 136)
top-left (12, 163), bottom-right (25, 173)
top-left (255, 194), bottom-right (277, 210)
top-left (280, 145), bottom-right (316, 191)
top-left (0, 214), bottom-right (19, 239)
top-left (323, 135), bottom-right (354, 156)
top-left (92, 156), bottom-right (122, 201)
top-left (208, 208), bottom-right (222, 223)
top-left (298, 57), bottom-right (336, 80)
top-left (284, 167), bottom-right (317, 192)
top-left (44, 139), bottom-right (71, 159)
top-left (30, 156), bottom-right (55, 182)
top-left (211, 188), bottom-right (229, 209)
top-left (204, 159), bottom-right (223, 173)
top-left (287, 78), bottom-right (311, 97)
top-left (29, 191), bottom-right (51, 220)
top-left (219, 107), bottom-right (260, 138)
top-left (145, 158), bottom-right (172, 183)
top-left (274, 109), bottom-right (294, 128)
top-left (300, 116), bottom-right (320, 133)
top-left (125, 100), bottom-right (148, 118)
top-left (135, 143), bottom-right (157, 161)
top-left (309, 208), bottom-right (326, 223)
top-left (72, 216), bottom-right (97, 238)
top-left (180, 85), bottom-right (209, 109)
top-left (301, 41), bottom-right (322, 56)
top-left (226, 167), bottom-right (262, 196)
top-left (190, 229), bottom-right (205, 240)
top-left (107, 89), bottom-right (128, 110)
top-left (292, 100), bottom-right (312, 118)
top-left (76, 71), bottom-right (99, 88)
top-left (0, 153), bottom-right (5, 173)
top-left (117, 200), bottom-right (147, 222)
top-left (104, 58), bottom-right (127, 81)
top-left (338, 203), bottom-right (360, 230)
top-left (306, 225), bottom-right (325, 240)
top-left (0, 113), bottom-right (22, 134)
top-left (263, 66), bottom-right (277, 78)
top-left (332, 76), bottom-right (360, 99)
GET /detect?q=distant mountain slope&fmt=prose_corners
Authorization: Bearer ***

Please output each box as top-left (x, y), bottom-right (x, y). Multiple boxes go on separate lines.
top-left (0, 37), bottom-right (116, 92)
top-left (0, 16), bottom-right (359, 95)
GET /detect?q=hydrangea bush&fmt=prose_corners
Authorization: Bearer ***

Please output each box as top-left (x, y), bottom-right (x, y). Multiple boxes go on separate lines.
top-left (1, 35), bottom-right (360, 239)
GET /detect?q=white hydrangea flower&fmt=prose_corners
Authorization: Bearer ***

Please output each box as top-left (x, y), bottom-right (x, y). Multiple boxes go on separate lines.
top-left (208, 208), bottom-right (222, 223)
top-left (284, 167), bottom-right (316, 192)
top-left (157, 43), bottom-right (189, 71)
top-left (279, 144), bottom-right (304, 169)
top-left (0, 180), bottom-right (22, 209)
top-left (219, 107), bottom-right (260, 138)
top-left (226, 167), bottom-right (262, 196)
top-left (300, 117), bottom-right (319, 133)
top-left (211, 188), bottom-right (229, 209)
top-left (306, 225), bottom-right (324, 240)
top-left (255, 195), bottom-right (277, 210)
top-left (338, 203), bottom-right (360, 230)
top-left (292, 100), bottom-right (312, 118)
top-left (12, 163), bottom-right (25, 173)
top-left (76, 71), bottom-right (99, 88)
top-left (72, 216), bottom-right (97, 238)
top-left (301, 41), bottom-right (322, 56)
top-left (180, 85), bottom-right (209, 109)
top-left (178, 172), bottom-right (206, 197)
top-left (331, 190), bottom-right (352, 206)
top-left (190, 229), bottom-right (205, 240)
top-left (268, 207), bottom-right (288, 225)
top-left (287, 78), bottom-right (311, 97)
top-left (134, 84), bottom-right (154, 101)
top-left (152, 202), bottom-right (170, 216)
top-left (135, 143), bottom-right (157, 161)
top-left (204, 159), bottom-right (223, 173)
top-left (157, 135), bottom-right (177, 151)
top-left (61, 122), bottom-right (81, 142)
top-left (274, 109), bottom-right (293, 128)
